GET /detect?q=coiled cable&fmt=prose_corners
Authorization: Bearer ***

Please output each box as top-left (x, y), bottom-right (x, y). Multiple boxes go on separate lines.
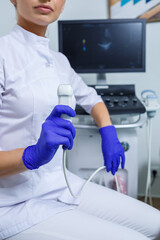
top-left (63, 150), bottom-right (120, 198)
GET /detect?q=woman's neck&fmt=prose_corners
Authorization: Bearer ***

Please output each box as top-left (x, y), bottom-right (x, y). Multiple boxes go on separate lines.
top-left (17, 18), bottom-right (47, 37)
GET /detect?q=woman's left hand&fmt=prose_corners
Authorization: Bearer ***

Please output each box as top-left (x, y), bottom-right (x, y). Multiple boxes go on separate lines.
top-left (99, 125), bottom-right (125, 175)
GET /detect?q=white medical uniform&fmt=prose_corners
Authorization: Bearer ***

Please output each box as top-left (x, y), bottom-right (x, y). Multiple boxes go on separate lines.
top-left (0, 24), bottom-right (102, 239)
top-left (0, 25), bottom-right (160, 240)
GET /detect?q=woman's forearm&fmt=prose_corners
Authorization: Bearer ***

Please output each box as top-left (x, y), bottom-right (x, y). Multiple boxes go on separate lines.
top-left (0, 148), bottom-right (28, 177)
top-left (91, 102), bottom-right (112, 128)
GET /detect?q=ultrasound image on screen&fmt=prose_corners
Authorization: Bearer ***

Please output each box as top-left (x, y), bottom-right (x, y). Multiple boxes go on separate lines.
top-left (60, 21), bottom-right (144, 73)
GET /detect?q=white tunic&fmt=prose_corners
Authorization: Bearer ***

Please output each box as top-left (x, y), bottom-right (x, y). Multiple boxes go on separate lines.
top-left (0, 25), bottom-right (102, 239)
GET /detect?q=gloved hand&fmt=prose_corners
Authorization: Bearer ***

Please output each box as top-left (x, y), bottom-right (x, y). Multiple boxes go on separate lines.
top-left (22, 105), bottom-right (76, 170)
top-left (99, 125), bottom-right (125, 175)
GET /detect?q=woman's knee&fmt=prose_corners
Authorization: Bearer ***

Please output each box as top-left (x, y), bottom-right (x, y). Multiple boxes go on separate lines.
top-left (144, 208), bottom-right (160, 240)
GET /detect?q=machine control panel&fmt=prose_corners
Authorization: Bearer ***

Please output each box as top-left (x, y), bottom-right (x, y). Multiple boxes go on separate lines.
top-left (76, 84), bottom-right (146, 115)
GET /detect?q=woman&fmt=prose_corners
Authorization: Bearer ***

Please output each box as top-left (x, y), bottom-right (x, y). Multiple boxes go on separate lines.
top-left (0, 0), bottom-right (159, 239)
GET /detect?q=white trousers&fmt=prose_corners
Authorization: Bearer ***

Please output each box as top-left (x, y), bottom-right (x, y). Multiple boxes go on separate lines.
top-left (6, 182), bottom-right (160, 240)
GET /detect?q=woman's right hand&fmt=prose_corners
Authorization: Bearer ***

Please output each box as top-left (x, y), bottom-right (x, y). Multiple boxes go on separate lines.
top-left (22, 105), bottom-right (76, 170)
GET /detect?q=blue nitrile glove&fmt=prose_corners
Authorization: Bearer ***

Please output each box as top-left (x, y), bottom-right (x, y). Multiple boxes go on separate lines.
top-left (99, 125), bottom-right (125, 175)
top-left (22, 105), bottom-right (76, 170)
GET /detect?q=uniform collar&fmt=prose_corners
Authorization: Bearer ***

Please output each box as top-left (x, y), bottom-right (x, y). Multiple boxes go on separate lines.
top-left (11, 24), bottom-right (50, 47)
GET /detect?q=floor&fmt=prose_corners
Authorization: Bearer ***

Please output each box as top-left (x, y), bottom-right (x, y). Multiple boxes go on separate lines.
top-left (138, 196), bottom-right (160, 210)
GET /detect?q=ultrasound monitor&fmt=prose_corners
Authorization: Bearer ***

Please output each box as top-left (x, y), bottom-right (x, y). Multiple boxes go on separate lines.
top-left (58, 19), bottom-right (146, 74)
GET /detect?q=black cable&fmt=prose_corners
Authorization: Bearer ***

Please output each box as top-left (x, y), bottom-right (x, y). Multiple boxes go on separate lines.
top-left (151, 170), bottom-right (157, 187)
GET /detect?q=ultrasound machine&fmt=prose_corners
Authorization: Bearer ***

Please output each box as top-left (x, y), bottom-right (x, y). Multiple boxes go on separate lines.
top-left (58, 19), bottom-right (146, 198)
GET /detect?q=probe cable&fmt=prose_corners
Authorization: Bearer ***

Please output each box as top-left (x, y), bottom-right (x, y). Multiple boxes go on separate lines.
top-left (145, 118), bottom-right (153, 205)
top-left (63, 149), bottom-right (120, 198)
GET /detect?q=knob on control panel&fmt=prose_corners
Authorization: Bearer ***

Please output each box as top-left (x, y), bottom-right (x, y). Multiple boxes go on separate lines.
top-left (132, 98), bottom-right (137, 104)
top-left (121, 142), bottom-right (130, 152)
top-left (105, 97), bottom-right (111, 102)
top-left (123, 97), bottom-right (129, 103)
top-left (114, 99), bottom-right (119, 104)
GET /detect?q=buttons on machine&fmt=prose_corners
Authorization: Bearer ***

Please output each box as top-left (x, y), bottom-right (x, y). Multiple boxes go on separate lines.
top-left (103, 93), bottom-right (142, 114)
top-left (132, 98), bottom-right (138, 104)
top-left (105, 95), bottom-right (138, 109)
top-left (76, 85), bottom-right (146, 115)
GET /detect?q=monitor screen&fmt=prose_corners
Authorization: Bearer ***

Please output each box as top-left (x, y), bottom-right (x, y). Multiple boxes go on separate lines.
top-left (58, 19), bottom-right (146, 73)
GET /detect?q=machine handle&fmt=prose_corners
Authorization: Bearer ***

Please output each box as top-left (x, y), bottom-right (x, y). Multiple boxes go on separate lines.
top-left (73, 114), bottom-right (147, 130)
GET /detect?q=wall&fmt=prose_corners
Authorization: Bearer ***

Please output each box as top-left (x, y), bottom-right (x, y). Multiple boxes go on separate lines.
top-left (0, 0), bottom-right (160, 196)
